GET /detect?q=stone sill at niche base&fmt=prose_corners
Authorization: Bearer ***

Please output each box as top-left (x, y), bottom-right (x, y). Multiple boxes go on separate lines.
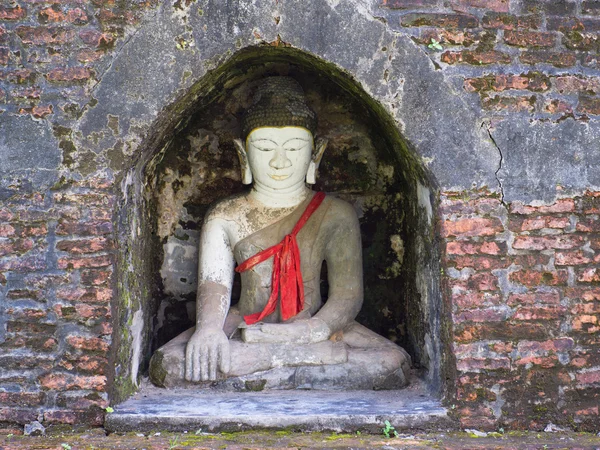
top-left (105, 377), bottom-right (451, 433)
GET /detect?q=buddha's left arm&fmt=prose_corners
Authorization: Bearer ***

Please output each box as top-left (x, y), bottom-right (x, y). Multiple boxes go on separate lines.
top-left (313, 201), bottom-right (364, 334)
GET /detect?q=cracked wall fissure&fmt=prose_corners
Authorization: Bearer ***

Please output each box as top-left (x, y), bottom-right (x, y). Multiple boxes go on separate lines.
top-left (482, 122), bottom-right (506, 206)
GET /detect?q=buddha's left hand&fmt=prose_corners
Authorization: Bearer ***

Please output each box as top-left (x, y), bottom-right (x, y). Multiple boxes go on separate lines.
top-left (241, 317), bottom-right (330, 344)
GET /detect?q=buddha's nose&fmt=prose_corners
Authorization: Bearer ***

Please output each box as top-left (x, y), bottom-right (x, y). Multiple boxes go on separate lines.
top-left (269, 148), bottom-right (292, 169)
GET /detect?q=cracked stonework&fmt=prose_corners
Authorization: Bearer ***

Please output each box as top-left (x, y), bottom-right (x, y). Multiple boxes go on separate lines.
top-left (482, 121), bottom-right (506, 206)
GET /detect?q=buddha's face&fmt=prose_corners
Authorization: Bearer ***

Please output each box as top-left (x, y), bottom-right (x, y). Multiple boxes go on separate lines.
top-left (246, 127), bottom-right (313, 190)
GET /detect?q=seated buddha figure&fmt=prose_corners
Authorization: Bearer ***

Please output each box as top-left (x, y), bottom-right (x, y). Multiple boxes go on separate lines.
top-left (149, 77), bottom-right (411, 390)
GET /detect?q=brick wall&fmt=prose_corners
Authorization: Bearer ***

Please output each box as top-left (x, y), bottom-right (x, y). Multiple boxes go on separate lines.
top-left (442, 190), bottom-right (600, 429)
top-left (0, 176), bottom-right (115, 427)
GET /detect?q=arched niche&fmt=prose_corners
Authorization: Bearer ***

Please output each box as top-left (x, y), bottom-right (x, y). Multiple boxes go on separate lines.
top-left (112, 46), bottom-right (450, 403)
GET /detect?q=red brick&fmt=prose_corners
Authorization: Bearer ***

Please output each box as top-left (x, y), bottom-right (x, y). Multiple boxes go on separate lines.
top-left (77, 49), bottom-right (104, 63)
top-left (571, 302), bottom-right (600, 314)
top-left (12, 86), bottom-right (42, 100)
top-left (578, 268), bottom-right (600, 283)
top-left (572, 314), bottom-right (599, 332)
top-left (513, 305), bottom-right (567, 320)
top-left (507, 290), bottom-right (560, 306)
top-left (0, 392), bottom-right (45, 407)
top-left (39, 7), bottom-right (88, 24)
top-left (520, 51), bottom-right (577, 68)
top-left (555, 75), bottom-right (600, 94)
top-left (577, 217), bottom-right (600, 232)
top-left (1, 69), bottom-right (36, 84)
top-left (16, 26), bottom-right (75, 45)
top-left (582, 193), bottom-right (600, 213)
top-left (0, 256), bottom-right (46, 272)
top-left (55, 303), bottom-right (110, 322)
top-left (482, 13), bottom-right (541, 30)
top-left (79, 29), bottom-right (114, 47)
top-left (57, 255), bottom-right (112, 269)
top-left (482, 95), bottom-right (536, 113)
top-left (454, 307), bottom-right (509, 323)
top-left (56, 220), bottom-right (113, 236)
top-left (18, 105), bottom-right (53, 119)
top-left (66, 335), bottom-right (110, 353)
top-left (39, 372), bottom-right (106, 391)
top-left (0, 408), bottom-right (38, 425)
top-left (504, 30), bottom-right (556, 48)
top-left (56, 237), bottom-right (112, 254)
top-left (0, 6), bottom-right (26, 21)
top-left (43, 409), bottom-right (104, 426)
top-left (441, 50), bottom-right (511, 65)
top-left (449, 0), bottom-right (509, 12)
top-left (555, 251), bottom-right (593, 266)
top-left (442, 217), bottom-right (503, 237)
top-left (56, 286), bottom-right (112, 303)
top-left (464, 73), bottom-right (550, 93)
top-left (80, 268), bottom-right (111, 285)
top-left (46, 67), bottom-right (93, 83)
top-left (401, 13), bottom-right (479, 28)
top-left (453, 291), bottom-right (502, 309)
top-left (578, 96), bottom-right (600, 115)
top-left (513, 235), bottom-right (584, 250)
top-left (576, 368), bottom-right (600, 385)
top-left (565, 287), bottom-right (600, 301)
top-left (510, 199), bottom-right (575, 214)
top-left (446, 240), bottom-right (506, 255)
top-left (454, 272), bottom-right (499, 291)
top-left (380, 0), bottom-right (437, 7)
top-left (451, 255), bottom-right (508, 270)
top-left (0, 223), bottom-right (15, 237)
top-left (0, 236), bottom-right (35, 256)
top-left (511, 269), bottom-right (569, 287)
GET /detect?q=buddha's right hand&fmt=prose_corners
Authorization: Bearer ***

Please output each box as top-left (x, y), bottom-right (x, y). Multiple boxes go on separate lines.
top-left (185, 327), bottom-right (231, 382)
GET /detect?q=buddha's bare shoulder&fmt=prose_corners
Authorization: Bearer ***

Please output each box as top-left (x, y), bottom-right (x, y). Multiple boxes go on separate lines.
top-left (202, 192), bottom-right (250, 223)
top-left (323, 195), bottom-right (360, 226)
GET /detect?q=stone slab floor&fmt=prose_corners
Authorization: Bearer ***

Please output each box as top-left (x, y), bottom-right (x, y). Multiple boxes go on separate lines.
top-left (1, 429), bottom-right (600, 449)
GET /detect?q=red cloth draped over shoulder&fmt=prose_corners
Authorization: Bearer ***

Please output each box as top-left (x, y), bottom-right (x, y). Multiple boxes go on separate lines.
top-left (235, 191), bottom-right (326, 325)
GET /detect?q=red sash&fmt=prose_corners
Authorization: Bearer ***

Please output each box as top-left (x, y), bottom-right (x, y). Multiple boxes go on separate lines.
top-left (236, 192), bottom-right (326, 325)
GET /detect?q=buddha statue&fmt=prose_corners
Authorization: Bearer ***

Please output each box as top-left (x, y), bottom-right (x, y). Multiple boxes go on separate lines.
top-left (149, 77), bottom-right (411, 390)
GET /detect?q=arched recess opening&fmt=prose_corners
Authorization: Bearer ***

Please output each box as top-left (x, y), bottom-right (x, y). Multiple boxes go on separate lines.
top-left (111, 45), bottom-right (451, 403)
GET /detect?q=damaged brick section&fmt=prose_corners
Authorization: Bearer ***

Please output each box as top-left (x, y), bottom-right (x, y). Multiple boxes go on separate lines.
top-left (381, 0), bottom-right (600, 120)
top-left (442, 190), bottom-right (600, 430)
top-left (0, 176), bottom-right (115, 426)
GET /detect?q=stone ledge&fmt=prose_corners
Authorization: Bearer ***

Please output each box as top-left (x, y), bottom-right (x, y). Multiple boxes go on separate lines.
top-left (105, 381), bottom-right (452, 433)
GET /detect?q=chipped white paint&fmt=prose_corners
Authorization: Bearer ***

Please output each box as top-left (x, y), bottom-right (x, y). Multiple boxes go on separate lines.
top-left (417, 182), bottom-right (432, 225)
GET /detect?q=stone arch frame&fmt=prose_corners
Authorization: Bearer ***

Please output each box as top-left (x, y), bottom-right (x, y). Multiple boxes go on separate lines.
top-left (70, 0), bottom-right (499, 404)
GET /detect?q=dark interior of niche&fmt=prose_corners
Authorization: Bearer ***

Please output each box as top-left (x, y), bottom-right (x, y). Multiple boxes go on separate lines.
top-left (144, 49), bottom-right (429, 370)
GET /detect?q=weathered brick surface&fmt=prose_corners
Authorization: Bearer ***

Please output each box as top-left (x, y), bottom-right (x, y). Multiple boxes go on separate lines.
top-left (0, 177), bottom-right (115, 427)
top-left (443, 189), bottom-right (600, 430)
top-left (382, 0), bottom-right (600, 118)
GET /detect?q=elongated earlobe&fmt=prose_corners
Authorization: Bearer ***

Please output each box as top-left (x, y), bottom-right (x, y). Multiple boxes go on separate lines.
top-left (306, 138), bottom-right (328, 185)
top-left (233, 138), bottom-right (252, 185)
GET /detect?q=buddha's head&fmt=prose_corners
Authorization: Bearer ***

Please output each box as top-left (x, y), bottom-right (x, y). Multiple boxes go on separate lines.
top-left (234, 77), bottom-right (327, 188)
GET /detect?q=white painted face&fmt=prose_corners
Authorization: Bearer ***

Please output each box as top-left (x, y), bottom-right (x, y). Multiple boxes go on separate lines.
top-left (246, 127), bottom-right (313, 190)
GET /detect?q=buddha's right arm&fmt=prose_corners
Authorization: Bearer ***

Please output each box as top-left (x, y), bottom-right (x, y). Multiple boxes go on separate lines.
top-left (195, 218), bottom-right (236, 330)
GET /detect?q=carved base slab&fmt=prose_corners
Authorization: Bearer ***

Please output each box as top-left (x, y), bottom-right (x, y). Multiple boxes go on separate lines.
top-left (105, 379), bottom-right (451, 433)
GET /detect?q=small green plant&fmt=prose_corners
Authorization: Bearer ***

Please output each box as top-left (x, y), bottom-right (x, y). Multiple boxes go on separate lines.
top-left (428, 38), bottom-right (443, 51)
top-left (105, 406), bottom-right (114, 413)
top-left (382, 420), bottom-right (399, 438)
top-left (195, 428), bottom-right (203, 435)
top-left (61, 444), bottom-right (72, 450)
top-left (168, 435), bottom-right (180, 449)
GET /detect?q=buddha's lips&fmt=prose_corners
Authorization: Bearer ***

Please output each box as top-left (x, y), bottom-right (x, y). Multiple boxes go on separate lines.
top-left (269, 173), bottom-right (291, 180)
